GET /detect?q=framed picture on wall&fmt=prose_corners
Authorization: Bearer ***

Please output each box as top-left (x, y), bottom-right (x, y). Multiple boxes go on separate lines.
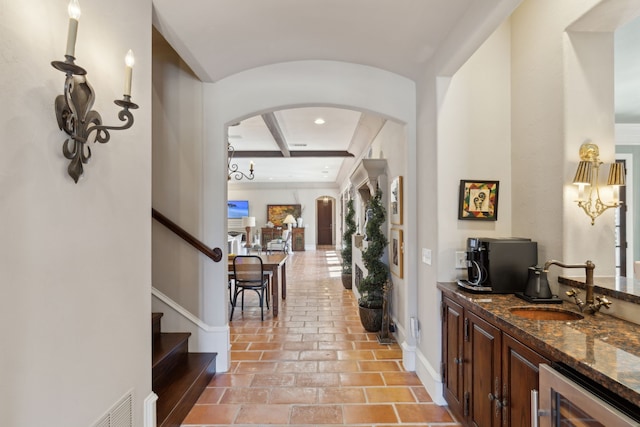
top-left (458, 180), bottom-right (499, 221)
top-left (267, 204), bottom-right (302, 227)
top-left (390, 176), bottom-right (403, 225)
top-left (390, 228), bottom-right (404, 278)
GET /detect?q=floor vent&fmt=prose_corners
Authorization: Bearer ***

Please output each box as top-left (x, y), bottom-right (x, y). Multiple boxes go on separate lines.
top-left (92, 391), bottom-right (133, 427)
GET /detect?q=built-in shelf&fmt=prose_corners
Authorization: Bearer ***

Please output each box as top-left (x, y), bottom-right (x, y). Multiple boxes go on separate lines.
top-left (349, 159), bottom-right (387, 203)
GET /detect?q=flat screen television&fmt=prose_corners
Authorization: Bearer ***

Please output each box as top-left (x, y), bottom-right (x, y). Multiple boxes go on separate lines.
top-left (227, 200), bottom-right (249, 219)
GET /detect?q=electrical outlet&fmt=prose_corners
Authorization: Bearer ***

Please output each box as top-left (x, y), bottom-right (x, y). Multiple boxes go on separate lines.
top-left (455, 251), bottom-right (467, 269)
top-left (422, 248), bottom-right (432, 265)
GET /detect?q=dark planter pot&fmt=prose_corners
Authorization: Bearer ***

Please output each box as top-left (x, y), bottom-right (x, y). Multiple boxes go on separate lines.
top-left (358, 305), bottom-right (382, 332)
top-left (341, 272), bottom-right (353, 289)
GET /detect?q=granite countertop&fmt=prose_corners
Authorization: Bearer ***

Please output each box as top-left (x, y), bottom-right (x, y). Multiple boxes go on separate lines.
top-left (438, 282), bottom-right (640, 407)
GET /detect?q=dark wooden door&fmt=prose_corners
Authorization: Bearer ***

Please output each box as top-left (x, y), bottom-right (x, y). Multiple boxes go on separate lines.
top-left (502, 333), bottom-right (549, 427)
top-left (317, 199), bottom-right (333, 246)
top-left (466, 311), bottom-right (501, 427)
top-left (442, 298), bottom-right (465, 421)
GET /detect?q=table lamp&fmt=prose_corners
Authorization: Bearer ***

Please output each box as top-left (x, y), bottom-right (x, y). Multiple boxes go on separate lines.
top-left (242, 216), bottom-right (256, 248)
top-left (283, 214), bottom-right (296, 231)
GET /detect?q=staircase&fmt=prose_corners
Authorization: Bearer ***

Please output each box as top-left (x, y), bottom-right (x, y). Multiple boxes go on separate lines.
top-left (152, 312), bottom-right (217, 427)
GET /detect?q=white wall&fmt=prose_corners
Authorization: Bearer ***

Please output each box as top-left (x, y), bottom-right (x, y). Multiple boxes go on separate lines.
top-left (1, 0), bottom-right (152, 425)
top-left (511, 0), bottom-right (624, 280)
top-left (152, 28), bottom-right (205, 316)
top-left (437, 20), bottom-right (513, 282)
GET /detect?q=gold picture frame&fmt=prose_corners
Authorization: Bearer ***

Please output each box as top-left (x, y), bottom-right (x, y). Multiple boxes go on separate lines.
top-left (390, 176), bottom-right (403, 225)
top-left (390, 228), bottom-right (404, 278)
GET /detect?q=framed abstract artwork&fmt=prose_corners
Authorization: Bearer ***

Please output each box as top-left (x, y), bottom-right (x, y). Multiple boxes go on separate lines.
top-left (390, 228), bottom-right (404, 278)
top-left (458, 180), bottom-right (499, 221)
top-left (390, 176), bottom-right (403, 225)
top-left (267, 204), bottom-right (301, 227)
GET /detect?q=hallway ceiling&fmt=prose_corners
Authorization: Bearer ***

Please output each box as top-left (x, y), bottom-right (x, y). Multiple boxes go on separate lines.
top-left (152, 0), bottom-right (474, 83)
top-left (152, 1), bottom-right (640, 185)
top-left (151, 0), bottom-right (485, 185)
top-left (227, 107), bottom-right (371, 184)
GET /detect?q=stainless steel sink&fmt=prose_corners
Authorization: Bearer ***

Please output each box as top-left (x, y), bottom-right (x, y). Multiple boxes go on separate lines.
top-left (510, 306), bottom-right (584, 321)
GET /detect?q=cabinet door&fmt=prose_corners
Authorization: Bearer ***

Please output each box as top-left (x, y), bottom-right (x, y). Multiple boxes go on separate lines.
top-left (502, 333), bottom-right (549, 427)
top-left (260, 228), bottom-right (268, 247)
top-left (292, 228), bottom-right (304, 251)
top-left (466, 311), bottom-right (502, 427)
top-left (261, 228), bottom-right (276, 247)
top-left (441, 298), bottom-right (465, 420)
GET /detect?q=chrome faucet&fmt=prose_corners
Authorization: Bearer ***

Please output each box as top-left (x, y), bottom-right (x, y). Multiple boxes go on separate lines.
top-left (543, 259), bottom-right (611, 314)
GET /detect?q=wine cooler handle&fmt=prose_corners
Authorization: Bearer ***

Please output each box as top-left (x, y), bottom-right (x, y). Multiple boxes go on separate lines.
top-left (531, 389), bottom-right (539, 427)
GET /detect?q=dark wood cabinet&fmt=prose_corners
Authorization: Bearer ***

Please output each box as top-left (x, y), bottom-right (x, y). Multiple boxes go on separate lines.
top-left (261, 227), bottom-right (305, 251)
top-left (466, 311), bottom-right (502, 427)
top-left (442, 298), bottom-right (465, 419)
top-left (260, 227), bottom-right (280, 248)
top-left (291, 228), bottom-right (305, 251)
top-left (441, 295), bottom-right (550, 427)
top-left (501, 334), bottom-right (549, 427)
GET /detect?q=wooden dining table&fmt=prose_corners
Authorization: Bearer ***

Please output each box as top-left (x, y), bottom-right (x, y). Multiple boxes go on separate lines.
top-left (228, 253), bottom-right (288, 316)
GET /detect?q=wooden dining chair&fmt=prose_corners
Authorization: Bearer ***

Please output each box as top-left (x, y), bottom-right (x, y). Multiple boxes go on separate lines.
top-left (230, 255), bottom-right (270, 321)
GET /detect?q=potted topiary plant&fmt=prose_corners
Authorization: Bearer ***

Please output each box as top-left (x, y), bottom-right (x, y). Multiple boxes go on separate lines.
top-left (358, 188), bottom-right (388, 332)
top-left (341, 198), bottom-right (356, 289)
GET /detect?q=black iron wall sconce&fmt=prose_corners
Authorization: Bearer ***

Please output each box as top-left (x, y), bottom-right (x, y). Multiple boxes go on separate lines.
top-left (51, 0), bottom-right (138, 183)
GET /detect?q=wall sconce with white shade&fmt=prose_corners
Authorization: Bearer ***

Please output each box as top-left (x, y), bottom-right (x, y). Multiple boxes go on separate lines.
top-left (51, 0), bottom-right (138, 183)
top-left (242, 216), bottom-right (256, 248)
top-left (572, 142), bottom-right (625, 225)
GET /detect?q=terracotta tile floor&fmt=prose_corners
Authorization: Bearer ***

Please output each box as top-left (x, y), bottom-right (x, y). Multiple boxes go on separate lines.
top-left (182, 250), bottom-right (461, 426)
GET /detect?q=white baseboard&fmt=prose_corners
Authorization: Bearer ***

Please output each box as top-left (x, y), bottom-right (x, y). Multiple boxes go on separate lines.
top-left (414, 348), bottom-right (446, 406)
top-left (397, 325), bottom-right (445, 406)
top-left (143, 392), bottom-right (158, 427)
top-left (152, 287), bottom-right (231, 372)
top-left (401, 340), bottom-right (416, 371)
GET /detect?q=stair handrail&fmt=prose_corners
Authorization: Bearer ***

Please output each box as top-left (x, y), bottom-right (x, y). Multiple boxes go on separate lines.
top-left (152, 208), bottom-right (222, 263)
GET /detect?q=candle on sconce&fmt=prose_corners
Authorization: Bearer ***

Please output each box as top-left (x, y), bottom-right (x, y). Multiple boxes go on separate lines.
top-left (249, 161), bottom-right (255, 173)
top-left (612, 185), bottom-right (620, 204)
top-left (576, 183), bottom-right (586, 202)
top-left (65, 0), bottom-right (82, 57)
top-left (124, 49), bottom-right (135, 97)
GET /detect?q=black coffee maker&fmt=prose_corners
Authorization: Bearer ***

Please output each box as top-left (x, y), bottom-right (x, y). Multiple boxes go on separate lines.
top-left (458, 237), bottom-right (538, 293)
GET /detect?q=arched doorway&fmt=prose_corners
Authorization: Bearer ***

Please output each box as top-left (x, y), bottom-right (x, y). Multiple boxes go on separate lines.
top-left (203, 60), bottom-right (416, 371)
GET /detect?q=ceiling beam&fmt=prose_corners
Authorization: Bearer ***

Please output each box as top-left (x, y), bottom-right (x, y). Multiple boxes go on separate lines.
top-left (261, 112), bottom-right (291, 157)
top-left (233, 150), bottom-right (355, 158)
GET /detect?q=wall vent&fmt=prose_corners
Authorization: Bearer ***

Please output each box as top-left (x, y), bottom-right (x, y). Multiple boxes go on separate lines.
top-left (92, 391), bottom-right (133, 427)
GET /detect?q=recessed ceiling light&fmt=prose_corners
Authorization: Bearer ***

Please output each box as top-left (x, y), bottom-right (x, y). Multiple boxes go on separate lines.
top-left (314, 118), bottom-right (325, 125)
top-left (322, 170), bottom-right (329, 174)
top-left (291, 143), bottom-right (307, 147)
